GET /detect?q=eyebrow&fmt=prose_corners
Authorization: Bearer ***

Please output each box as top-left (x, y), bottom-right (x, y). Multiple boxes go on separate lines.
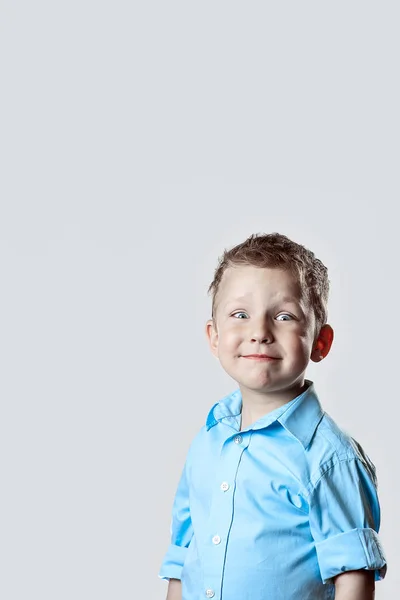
top-left (223, 295), bottom-right (301, 309)
top-left (225, 295), bottom-right (300, 306)
top-left (276, 296), bottom-right (301, 305)
top-left (225, 295), bottom-right (251, 304)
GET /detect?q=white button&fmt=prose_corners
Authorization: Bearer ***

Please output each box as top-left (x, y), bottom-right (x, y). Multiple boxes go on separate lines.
top-left (212, 534), bottom-right (221, 545)
top-left (220, 481), bottom-right (229, 491)
top-left (205, 590), bottom-right (215, 598)
top-left (234, 435), bottom-right (243, 444)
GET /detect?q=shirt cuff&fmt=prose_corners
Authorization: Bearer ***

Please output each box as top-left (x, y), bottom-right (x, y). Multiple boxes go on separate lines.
top-left (315, 527), bottom-right (387, 584)
top-left (158, 543), bottom-right (189, 581)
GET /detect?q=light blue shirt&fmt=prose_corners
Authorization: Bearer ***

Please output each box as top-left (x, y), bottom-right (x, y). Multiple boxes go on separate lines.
top-left (159, 380), bottom-right (387, 599)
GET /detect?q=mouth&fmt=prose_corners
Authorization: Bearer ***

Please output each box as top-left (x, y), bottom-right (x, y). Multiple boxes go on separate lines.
top-left (241, 354), bottom-right (280, 361)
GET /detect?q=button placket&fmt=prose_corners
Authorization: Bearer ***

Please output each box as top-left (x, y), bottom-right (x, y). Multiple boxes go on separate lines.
top-left (202, 432), bottom-right (249, 599)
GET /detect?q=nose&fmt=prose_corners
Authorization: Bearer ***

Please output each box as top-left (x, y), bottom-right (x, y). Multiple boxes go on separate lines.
top-left (250, 317), bottom-right (274, 344)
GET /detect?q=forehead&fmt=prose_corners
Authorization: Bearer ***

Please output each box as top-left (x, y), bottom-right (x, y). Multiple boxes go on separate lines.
top-left (217, 265), bottom-right (302, 302)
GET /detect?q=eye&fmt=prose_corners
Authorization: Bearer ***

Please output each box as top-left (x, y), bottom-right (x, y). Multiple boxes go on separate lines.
top-left (276, 314), bottom-right (293, 321)
top-left (231, 311), bottom-right (248, 319)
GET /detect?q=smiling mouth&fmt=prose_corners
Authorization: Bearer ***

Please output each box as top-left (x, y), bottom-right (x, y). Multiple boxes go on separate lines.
top-left (241, 355), bottom-right (280, 361)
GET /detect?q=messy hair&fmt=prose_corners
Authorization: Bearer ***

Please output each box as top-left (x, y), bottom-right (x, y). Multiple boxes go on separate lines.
top-left (207, 232), bottom-right (330, 335)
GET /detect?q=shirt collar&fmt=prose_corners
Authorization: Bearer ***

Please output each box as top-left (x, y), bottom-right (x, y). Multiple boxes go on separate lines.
top-left (206, 379), bottom-right (324, 449)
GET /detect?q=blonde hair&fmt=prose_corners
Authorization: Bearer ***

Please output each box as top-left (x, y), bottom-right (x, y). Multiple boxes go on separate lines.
top-left (207, 232), bottom-right (330, 334)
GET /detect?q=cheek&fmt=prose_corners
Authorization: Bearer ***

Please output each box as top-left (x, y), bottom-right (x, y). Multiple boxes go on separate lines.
top-left (281, 328), bottom-right (306, 349)
top-left (289, 334), bottom-right (312, 360)
top-left (218, 328), bottom-right (242, 352)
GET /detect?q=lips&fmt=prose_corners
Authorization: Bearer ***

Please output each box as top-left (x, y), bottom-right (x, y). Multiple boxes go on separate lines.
top-left (241, 354), bottom-right (280, 360)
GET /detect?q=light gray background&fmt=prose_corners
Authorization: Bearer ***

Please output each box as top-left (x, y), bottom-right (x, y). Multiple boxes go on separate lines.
top-left (1, 2), bottom-right (397, 599)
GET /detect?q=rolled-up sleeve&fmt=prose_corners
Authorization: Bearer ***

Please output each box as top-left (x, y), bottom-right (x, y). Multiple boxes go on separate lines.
top-left (159, 459), bottom-right (194, 581)
top-left (308, 456), bottom-right (387, 584)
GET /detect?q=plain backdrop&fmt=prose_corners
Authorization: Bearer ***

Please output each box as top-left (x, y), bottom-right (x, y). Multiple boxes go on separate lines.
top-left (0, 2), bottom-right (398, 599)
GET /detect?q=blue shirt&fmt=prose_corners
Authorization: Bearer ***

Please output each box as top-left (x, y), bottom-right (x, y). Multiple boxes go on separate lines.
top-left (159, 380), bottom-right (387, 600)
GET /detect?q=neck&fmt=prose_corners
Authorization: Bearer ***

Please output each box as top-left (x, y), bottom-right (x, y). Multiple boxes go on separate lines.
top-left (239, 379), bottom-right (308, 430)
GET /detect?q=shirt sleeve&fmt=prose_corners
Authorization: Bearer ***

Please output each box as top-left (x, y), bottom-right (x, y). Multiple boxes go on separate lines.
top-left (158, 459), bottom-right (194, 581)
top-left (308, 455), bottom-right (387, 585)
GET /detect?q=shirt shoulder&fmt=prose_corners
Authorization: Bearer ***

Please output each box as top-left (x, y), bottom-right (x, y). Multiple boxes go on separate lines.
top-left (307, 411), bottom-right (378, 490)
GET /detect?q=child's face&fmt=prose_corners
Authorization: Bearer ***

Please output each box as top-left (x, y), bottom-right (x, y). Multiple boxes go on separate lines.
top-left (206, 265), bottom-right (330, 399)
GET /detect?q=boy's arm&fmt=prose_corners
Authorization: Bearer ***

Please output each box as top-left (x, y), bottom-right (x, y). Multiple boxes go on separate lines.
top-left (333, 569), bottom-right (375, 600)
top-left (308, 456), bottom-right (387, 587)
top-left (159, 459), bottom-right (194, 584)
top-left (165, 578), bottom-right (182, 600)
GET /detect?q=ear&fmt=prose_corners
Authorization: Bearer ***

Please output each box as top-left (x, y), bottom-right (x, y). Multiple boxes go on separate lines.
top-left (205, 318), bottom-right (219, 358)
top-left (310, 324), bottom-right (334, 363)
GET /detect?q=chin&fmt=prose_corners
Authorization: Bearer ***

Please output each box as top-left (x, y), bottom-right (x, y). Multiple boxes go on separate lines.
top-left (238, 378), bottom-right (277, 392)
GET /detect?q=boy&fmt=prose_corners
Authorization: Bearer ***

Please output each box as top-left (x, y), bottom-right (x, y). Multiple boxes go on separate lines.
top-left (159, 232), bottom-right (387, 599)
